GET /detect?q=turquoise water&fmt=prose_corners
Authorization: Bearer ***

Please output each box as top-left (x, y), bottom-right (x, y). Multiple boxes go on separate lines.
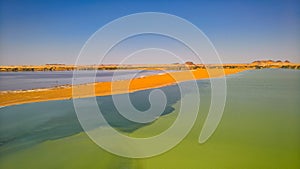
top-left (0, 69), bottom-right (299, 168)
top-left (0, 83), bottom-right (183, 154)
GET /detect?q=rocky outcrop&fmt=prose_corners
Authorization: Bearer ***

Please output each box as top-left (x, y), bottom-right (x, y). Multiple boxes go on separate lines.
top-left (250, 60), bottom-right (299, 69)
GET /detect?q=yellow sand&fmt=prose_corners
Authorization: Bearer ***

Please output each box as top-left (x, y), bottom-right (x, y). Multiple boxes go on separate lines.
top-left (0, 68), bottom-right (250, 107)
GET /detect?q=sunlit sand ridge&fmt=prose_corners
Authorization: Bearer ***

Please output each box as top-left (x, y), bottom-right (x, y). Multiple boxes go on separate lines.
top-left (0, 68), bottom-right (248, 107)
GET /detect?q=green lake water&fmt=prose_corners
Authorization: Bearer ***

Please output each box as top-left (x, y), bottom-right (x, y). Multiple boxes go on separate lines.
top-left (0, 69), bottom-right (299, 169)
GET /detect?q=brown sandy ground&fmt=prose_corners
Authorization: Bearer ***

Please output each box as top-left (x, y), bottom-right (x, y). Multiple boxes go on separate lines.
top-left (0, 68), bottom-right (250, 107)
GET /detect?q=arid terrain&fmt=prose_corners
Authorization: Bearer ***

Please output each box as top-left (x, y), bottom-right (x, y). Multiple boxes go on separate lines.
top-left (0, 68), bottom-right (246, 106)
top-left (0, 60), bottom-right (299, 107)
top-left (0, 60), bottom-right (299, 72)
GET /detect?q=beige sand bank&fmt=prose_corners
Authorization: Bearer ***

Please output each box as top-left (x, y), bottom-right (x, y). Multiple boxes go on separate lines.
top-left (0, 68), bottom-right (250, 107)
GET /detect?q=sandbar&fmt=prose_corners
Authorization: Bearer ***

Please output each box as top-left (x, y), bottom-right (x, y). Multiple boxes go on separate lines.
top-left (0, 68), bottom-right (250, 107)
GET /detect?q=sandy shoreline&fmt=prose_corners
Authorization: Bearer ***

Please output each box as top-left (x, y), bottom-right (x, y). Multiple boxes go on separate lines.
top-left (0, 68), bottom-right (250, 107)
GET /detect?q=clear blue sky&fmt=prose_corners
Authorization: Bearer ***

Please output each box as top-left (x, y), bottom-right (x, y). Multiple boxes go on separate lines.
top-left (0, 0), bottom-right (299, 65)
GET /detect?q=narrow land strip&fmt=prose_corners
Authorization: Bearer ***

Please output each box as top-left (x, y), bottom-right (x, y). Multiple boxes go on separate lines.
top-left (0, 68), bottom-right (249, 107)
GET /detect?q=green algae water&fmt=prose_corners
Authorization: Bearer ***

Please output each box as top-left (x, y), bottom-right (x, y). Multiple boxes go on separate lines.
top-left (0, 69), bottom-right (299, 169)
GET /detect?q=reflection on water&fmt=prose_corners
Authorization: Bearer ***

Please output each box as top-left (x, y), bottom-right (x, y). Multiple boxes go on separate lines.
top-left (0, 70), bottom-right (168, 91)
top-left (0, 83), bottom-right (184, 155)
top-left (98, 85), bottom-right (182, 132)
top-left (0, 69), bottom-right (299, 169)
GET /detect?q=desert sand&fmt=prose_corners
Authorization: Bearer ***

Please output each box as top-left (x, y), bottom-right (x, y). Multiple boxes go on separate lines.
top-left (0, 68), bottom-right (250, 107)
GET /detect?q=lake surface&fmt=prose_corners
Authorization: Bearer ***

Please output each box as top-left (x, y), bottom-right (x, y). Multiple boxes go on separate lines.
top-left (0, 69), bottom-right (299, 169)
top-left (0, 70), bottom-right (166, 91)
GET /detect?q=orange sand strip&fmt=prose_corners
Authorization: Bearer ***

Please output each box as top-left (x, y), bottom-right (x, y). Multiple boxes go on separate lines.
top-left (0, 68), bottom-right (250, 107)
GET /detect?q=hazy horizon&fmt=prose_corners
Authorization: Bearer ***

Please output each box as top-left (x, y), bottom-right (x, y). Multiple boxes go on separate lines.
top-left (0, 59), bottom-right (299, 66)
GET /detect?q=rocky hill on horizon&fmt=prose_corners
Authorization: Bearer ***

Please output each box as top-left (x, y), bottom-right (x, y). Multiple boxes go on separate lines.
top-left (0, 60), bottom-right (299, 72)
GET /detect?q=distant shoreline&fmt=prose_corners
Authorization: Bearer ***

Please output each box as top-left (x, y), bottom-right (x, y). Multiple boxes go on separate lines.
top-left (0, 68), bottom-right (249, 107)
top-left (0, 60), bottom-right (299, 72)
